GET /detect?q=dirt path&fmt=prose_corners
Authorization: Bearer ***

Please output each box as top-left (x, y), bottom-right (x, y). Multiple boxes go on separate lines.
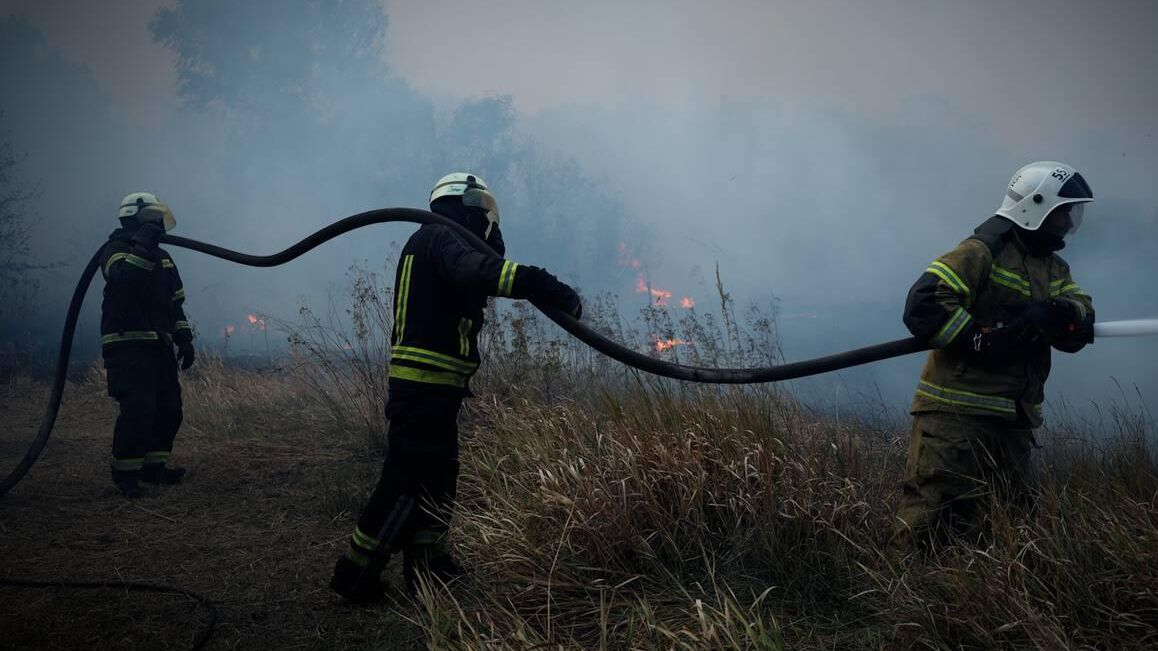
top-left (0, 378), bottom-right (422, 651)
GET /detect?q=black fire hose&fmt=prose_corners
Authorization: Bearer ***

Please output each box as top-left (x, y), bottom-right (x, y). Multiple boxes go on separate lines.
top-left (0, 206), bottom-right (929, 650)
top-left (0, 578), bottom-right (217, 649)
top-left (2, 206), bottom-right (928, 498)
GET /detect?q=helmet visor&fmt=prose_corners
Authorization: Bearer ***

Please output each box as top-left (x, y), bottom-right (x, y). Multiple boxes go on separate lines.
top-left (462, 187), bottom-right (500, 235)
top-left (1066, 201), bottom-right (1084, 234)
top-left (140, 203), bottom-right (177, 232)
top-left (1045, 202), bottom-right (1085, 236)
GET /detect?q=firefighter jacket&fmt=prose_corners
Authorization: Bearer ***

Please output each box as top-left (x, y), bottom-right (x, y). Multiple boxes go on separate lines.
top-left (903, 217), bottom-right (1094, 427)
top-left (388, 223), bottom-right (552, 391)
top-left (99, 227), bottom-right (192, 355)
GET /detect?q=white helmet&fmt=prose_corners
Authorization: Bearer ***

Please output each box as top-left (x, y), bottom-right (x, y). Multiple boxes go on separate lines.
top-left (429, 172), bottom-right (500, 238)
top-left (995, 161), bottom-right (1093, 234)
top-left (117, 192), bottom-right (176, 231)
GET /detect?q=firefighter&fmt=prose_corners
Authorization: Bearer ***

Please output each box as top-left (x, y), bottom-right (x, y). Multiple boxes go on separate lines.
top-left (100, 192), bottom-right (195, 498)
top-left (330, 173), bottom-right (582, 601)
top-left (894, 161), bottom-right (1096, 551)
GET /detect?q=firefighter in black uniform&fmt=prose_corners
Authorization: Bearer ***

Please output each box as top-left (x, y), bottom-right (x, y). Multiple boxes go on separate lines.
top-left (100, 192), bottom-right (196, 498)
top-left (330, 173), bottom-right (582, 601)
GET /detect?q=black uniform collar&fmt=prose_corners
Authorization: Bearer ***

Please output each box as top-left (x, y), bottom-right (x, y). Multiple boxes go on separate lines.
top-left (1013, 226), bottom-right (1065, 256)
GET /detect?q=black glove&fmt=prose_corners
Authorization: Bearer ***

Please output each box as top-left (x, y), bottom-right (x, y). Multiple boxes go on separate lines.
top-left (950, 319), bottom-right (1040, 365)
top-left (1022, 299), bottom-right (1089, 343)
top-left (130, 222), bottom-right (164, 256)
top-left (523, 266), bottom-right (582, 319)
top-left (176, 339), bottom-right (196, 370)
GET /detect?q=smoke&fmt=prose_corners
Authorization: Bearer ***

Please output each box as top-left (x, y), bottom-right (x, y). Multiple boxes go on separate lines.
top-left (2, 0), bottom-right (1156, 420)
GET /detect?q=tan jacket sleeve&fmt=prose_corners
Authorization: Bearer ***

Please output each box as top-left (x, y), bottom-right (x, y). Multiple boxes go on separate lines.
top-left (903, 238), bottom-right (992, 348)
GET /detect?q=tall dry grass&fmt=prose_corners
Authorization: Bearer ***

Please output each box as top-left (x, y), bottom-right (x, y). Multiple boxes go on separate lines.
top-left (191, 264), bottom-right (1156, 649)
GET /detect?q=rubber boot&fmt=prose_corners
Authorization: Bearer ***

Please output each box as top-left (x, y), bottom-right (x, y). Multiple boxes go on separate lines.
top-left (111, 469), bottom-right (143, 499)
top-left (141, 463), bottom-right (186, 485)
top-left (330, 553), bottom-right (388, 604)
top-left (402, 539), bottom-right (463, 595)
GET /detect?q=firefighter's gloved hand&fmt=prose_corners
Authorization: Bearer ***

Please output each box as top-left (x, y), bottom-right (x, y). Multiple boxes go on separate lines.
top-left (951, 320), bottom-right (1039, 365)
top-left (130, 222), bottom-right (164, 255)
top-left (1028, 298), bottom-right (1079, 340)
top-left (176, 340), bottom-right (196, 370)
top-left (557, 284), bottom-right (583, 319)
top-left (524, 266), bottom-right (583, 319)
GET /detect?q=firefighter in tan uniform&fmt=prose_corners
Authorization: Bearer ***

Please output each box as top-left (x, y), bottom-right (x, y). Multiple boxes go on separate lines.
top-left (895, 161), bottom-right (1096, 550)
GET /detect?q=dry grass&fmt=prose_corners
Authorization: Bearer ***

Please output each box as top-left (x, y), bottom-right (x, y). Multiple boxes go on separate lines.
top-left (2, 265), bottom-right (1156, 650)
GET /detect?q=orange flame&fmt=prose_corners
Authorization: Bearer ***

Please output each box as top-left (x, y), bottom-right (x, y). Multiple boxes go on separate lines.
top-left (246, 314), bottom-right (267, 330)
top-left (223, 324), bottom-right (236, 337)
top-left (654, 338), bottom-right (689, 352)
top-left (623, 243), bottom-right (691, 308)
top-left (635, 274), bottom-right (673, 306)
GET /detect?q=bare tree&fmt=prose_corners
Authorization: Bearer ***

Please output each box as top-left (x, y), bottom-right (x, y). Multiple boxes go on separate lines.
top-left (0, 133), bottom-right (41, 290)
top-left (0, 115), bottom-right (49, 371)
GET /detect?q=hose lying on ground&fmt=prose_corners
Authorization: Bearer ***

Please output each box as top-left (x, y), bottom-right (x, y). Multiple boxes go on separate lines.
top-left (3, 205), bottom-right (932, 498)
top-left (0, 578), bottom-right (217, 651)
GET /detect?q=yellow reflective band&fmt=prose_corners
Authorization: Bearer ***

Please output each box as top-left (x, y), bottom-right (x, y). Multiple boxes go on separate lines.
top-left (389, 365), bottom-right (468, 388)
top-left (926, 261), bottom-right (970, 299)
top-left (104, 253), bottom-right (128, 275)
top-left (161, 259), bottom-right (175, 269)
top-left (990, 275), bottom-right (1031, 297)
top-left (143, 451), bottom-right (170, 463)
top-left (105, 252), bottom-right (156, 274)
top-left (344, 548), bottom-right (372, 567)
top-left (930, 307), bottom-right (972, 349)
top-left (352, 527), bottom-right (380, 552)
top-left (916, 380), bottom-right (1016, 415)
top-left (125, 254), bottom-right (155, 271)
top-left (172, 288), bottom-right (185, 301)
top-left (498, 260), bottom-right (519, 297)
top-left (458, 318), bottom-right (472, 357)
top-left (110, 457), bottom-right (145, 471)
top-left (394, 255), bottom-right (414, 343)
top-left (101, 331), bottom-right (160, 345)
top-left (990, 264), bottom-right (1031, 297)
top-left (391, 346), bottom-right (477, 373)
top-left (174, 321), bottom-right (191, 331)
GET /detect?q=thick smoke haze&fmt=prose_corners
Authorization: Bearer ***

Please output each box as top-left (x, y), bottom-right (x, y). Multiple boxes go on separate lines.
top-left (2, 0), bottom-right (1156, 422)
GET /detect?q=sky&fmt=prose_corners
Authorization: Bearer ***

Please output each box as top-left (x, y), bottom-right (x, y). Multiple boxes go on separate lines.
top-left (1, 0), bottom-right (1156, 423)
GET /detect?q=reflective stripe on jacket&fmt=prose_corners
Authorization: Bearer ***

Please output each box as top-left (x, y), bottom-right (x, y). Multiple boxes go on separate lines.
top-left (388, 223), bottom-right (537, 390)
top-left (902, 218), bottom-right (1094, 427)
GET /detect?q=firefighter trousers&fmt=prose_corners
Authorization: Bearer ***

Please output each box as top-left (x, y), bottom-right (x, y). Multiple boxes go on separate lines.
top-left (104, 342), bottom-right (183, 477)
top-left (347, 384), bottom-right (462, 564)
top-left (893, 411), bottom-right (1034, 551)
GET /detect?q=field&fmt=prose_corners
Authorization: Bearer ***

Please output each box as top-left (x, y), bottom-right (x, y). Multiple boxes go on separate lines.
top-left (2, 282), bottom-right (1156, 650)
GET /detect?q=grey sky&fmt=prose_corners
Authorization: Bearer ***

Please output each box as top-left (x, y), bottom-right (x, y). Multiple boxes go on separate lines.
top-left (384, 1), bottom-right (1158, 143)
top-left (2, 0), bottom-right (1156, 418)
